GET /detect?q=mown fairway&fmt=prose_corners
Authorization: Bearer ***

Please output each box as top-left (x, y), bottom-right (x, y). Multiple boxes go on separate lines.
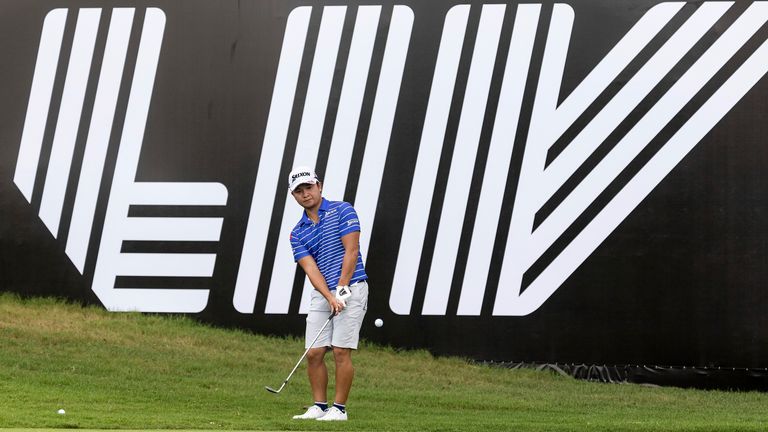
top-left (0, 293), bottom-right (766, 431)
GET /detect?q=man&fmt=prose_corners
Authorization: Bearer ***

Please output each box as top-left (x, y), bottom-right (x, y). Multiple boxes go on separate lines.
top-left (286, 166), bottom-right (369, 422)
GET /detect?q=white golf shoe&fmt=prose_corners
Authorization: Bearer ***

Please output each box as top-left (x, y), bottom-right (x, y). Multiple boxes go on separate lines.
top-left (316, 406), bottom-right (347, 421)
top-left (292, 405), bottom-right (327, 420)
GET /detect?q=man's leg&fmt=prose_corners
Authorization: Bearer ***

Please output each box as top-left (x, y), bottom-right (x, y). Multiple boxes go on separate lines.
top-left (319, 282), bottom-right (366, 421)
top-left (332, 347), bottom-right (354, 404)
top-left (306, 347), bottom-right (328, 402)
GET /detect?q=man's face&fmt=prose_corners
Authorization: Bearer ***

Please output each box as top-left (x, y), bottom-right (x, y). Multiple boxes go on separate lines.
top-left (291, 182), bottom-right (322, 210)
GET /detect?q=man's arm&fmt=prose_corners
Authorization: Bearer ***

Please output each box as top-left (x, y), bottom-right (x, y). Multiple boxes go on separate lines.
top-left (297, 255), bottom-right (344, 314)
top-left (338, 231), bottom-right (360, 287)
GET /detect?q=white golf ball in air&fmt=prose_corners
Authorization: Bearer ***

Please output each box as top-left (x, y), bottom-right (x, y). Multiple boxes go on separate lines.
top-left (57, 409), bottom-right (65, 415)
top-left (374, 318), bottom-right (383, 327)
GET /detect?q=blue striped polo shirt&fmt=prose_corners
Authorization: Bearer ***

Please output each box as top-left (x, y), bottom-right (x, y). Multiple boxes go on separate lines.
top-left (290, 198), bottom-right (367, 290)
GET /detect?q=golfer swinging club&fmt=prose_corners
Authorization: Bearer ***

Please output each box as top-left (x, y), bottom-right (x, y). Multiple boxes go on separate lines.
top-left (287, 166), bottom-right (369, 422)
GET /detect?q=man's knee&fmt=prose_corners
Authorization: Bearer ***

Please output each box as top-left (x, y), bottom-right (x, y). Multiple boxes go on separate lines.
top-left (332, 347), bottom-right (352, 364)
top-left (306, 347), bottom-right (327, 365)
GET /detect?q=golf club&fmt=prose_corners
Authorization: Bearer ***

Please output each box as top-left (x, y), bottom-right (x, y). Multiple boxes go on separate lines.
top-left (265, 311), bottom-right (335, 394)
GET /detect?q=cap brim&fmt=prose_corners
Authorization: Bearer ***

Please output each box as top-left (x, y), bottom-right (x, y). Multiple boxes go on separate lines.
top-left (289, 179), bottom-right (318, 192)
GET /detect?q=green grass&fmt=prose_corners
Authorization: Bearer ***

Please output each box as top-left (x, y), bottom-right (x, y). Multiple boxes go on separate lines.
top-left (0, 293), bottom-right (766, 431)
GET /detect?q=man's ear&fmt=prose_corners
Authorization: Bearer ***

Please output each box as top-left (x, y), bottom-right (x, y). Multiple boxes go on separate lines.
top-left (317, 181), bottom-right (322, 192)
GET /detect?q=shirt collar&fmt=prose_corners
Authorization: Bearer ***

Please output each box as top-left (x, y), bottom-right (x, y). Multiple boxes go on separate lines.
top-left (300, 198), bottom-right (329, 226)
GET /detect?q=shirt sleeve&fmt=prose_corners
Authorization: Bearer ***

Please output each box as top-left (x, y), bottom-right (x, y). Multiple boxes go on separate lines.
top-left (338, 202), bottom-right (361, 237)
top-left (290, 230), bottom-right (310, 262)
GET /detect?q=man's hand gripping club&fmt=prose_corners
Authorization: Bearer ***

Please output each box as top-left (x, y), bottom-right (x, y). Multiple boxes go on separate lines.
top-left (331, 285), bottom-right (352, 314)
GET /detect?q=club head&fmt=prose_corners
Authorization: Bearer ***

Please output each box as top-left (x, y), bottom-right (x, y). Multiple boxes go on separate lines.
top-left (265, 385), bottom-right (282, 394)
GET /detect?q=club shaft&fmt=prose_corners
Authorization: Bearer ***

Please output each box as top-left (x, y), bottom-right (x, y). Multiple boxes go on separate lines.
top-left (280, 312), bottom-right (335, 387)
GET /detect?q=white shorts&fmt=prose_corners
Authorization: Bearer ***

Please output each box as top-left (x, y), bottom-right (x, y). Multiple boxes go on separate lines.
top-left (305, 281), bottom-right (368, 350)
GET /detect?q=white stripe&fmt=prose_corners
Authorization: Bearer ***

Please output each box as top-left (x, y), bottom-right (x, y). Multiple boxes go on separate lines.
top-left (91, 8), bottom-right (222, 313)
top-left (112, 8), bottom-right (164, 184)
top-left (505, 8), bottom-right (768, 316)
top-left (128, 182), bottom-right (227, 205)
top-left (298, 230), bottom-right (322, 244)
top-left (116, 253), bottom-right (216, 277)
top-left (299, 6), bottom-right (383, 313)
top-left (528, 2), bottom-right (733, 271)
top-left (92, 8), bottom-right (213, 313)
top-left (537, 2), bottom-right (684, 159)
top-left (423, 4), bottom-right (506, 315)
top-left (495, 2), bottom-right (724, 308)
top-left (542, 2), bottom-right (713, 202)
top-left (232, 7), bottom-right (311, 314)
top-left (39, 8), bottom-right (101, 236)
top-left (101, 289), bottom-right (210, 313)
top-left (266, 6), bottom-right (347, 314)
top-left (66, 8), bottom-right (134, 273)
top-left (322, 6), bottom-right (381, 200)
top-left (121, 217), bottom-right (223, 241)
top-left (495, 1), bottom-right (758, 315)
top-left (390, 5), bottom-right (469, 315)
top-left (356, 5), bottom-right (414, 262)
top-left (14, 9), bottom-right (67, 202)
top-left (499, 5), bottom-right (574, 300)
top-left (458, 4), bottom-right (540, 316)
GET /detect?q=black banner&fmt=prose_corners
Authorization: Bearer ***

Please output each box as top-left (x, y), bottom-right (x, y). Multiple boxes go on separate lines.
top-left (1, 0), bottom-right (767, 383)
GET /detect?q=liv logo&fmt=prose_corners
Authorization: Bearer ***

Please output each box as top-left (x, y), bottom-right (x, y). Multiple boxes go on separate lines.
top-left (14, 8), bottom-right (228, 312)
top-left (13, 3), bottom-right (768, 316)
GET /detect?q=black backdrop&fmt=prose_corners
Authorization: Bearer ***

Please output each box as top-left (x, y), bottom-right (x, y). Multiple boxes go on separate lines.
top-left (1, 0), bottom-right (767, 388)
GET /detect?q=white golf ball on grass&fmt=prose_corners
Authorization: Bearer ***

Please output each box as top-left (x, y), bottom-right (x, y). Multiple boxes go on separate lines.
top-left (57, 409), bottom-right (65, 415)
top-left (374, 318), bottom-right (383, 327)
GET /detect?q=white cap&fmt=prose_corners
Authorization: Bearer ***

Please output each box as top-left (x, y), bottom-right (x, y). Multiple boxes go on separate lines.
top-left (288, 166), bottom-right (319, 192)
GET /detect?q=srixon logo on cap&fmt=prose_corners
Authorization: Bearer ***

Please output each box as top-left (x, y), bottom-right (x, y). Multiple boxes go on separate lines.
top-left (292, 172), bottom-right (311, 180)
